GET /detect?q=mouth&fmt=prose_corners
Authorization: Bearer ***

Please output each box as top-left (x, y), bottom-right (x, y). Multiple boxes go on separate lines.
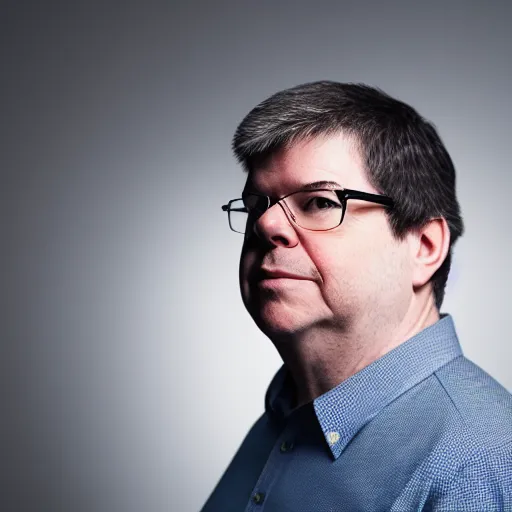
top-left (257, 269), bottom-right (311, 281)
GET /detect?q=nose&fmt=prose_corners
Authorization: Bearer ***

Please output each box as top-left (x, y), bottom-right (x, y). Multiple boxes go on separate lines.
top-left (251, 202), bottom-right (299, 248)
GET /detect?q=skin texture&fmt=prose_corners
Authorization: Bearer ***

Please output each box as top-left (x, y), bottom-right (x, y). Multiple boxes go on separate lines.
top-left (239, 133), bottom-right (450, 407)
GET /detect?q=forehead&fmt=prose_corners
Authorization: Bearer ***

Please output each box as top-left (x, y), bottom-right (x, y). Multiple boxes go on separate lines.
top-left (244, 133), bottom-right (373, 195)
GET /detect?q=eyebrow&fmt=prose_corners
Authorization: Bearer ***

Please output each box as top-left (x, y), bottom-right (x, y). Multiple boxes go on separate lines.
top-left (301, 180), bottom-right (342, 190)
top-left (243, 180), bottom-right (343, 196)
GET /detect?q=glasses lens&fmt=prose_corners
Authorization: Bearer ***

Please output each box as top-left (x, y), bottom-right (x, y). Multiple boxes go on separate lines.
top-left (228, 199), bottom-right (248, 234)
top-left (285, 190), bottom-right (343, 230)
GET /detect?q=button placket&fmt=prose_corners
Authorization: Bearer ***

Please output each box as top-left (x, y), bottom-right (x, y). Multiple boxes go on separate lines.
top-left (252, 492), bottom-right (265, 505)
top-left (245, 425), bottom-right (297, 510)
top-left (279, 439), bottom-right (294, 453)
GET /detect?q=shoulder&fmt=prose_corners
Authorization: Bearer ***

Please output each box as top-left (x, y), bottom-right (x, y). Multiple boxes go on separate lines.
top-left (389, 357), bottom-right (512, 510)
top-left (421, 440), bottom-right (512, 511)
top-left (419, 357), bottom-right (512, 509)
top-left (433, 355), bottom-right (512, 450)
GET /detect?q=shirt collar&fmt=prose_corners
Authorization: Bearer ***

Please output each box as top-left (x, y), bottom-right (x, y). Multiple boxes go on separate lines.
top-left (265, 314), bottom-right (463, 459)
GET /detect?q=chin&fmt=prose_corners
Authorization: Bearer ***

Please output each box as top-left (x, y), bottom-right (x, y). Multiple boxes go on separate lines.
top-left (242, 281), bottom-right (329, 337)
top-left (247, 301), bottom-right (315, 338)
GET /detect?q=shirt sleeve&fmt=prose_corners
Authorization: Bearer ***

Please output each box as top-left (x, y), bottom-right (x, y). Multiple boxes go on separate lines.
top-left (423, 443), bottom-right (512, 512)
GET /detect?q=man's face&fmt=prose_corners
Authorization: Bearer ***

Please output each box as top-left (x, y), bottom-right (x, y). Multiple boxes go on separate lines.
top-left (239, 133), bottom-right (413, 338)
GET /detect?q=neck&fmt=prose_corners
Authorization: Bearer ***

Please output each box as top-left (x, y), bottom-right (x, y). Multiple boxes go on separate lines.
top-left (272, 293), bottom-right (440, 408)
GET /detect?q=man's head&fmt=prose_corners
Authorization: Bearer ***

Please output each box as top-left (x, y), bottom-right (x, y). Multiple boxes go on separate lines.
top-left (231, 81), bottom-right (463, 338)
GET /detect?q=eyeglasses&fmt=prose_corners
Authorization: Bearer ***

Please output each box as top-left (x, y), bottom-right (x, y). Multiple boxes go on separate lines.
top-left (221, 188), bottom-right (394, 235)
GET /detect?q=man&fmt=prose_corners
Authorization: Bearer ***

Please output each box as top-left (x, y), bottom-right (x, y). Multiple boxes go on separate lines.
top-left (202, 82), bottom-right (512, 511)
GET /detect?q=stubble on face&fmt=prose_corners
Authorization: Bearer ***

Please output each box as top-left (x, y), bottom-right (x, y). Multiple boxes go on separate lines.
top-left (240, 243), bottom-right (330, 336)
top-left (238, 133), bottom-right (412, 342)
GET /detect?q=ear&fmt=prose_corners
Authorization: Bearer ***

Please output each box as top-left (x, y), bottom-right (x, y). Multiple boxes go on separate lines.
top-left (409, 217), bottom-right (451, 289)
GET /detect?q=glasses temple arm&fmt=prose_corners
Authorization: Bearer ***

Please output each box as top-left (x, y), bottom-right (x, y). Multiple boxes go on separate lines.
top-left (342, 189), bottom-right (394, 207)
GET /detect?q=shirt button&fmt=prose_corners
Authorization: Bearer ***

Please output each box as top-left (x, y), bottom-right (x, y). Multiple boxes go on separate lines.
top-left (326, 431), bottom-right (340, 446)
top-left (280, 440), bottom-right (294, 453)
top-left (252, 492), bottom-right (265, 504)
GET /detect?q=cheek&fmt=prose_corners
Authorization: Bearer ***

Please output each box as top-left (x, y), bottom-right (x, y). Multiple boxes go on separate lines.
top-left (328, 256), bottom-right (363, 305)
top-left (361, 239), bottom-right (412, 304)
top-left (239, 247), bottom-right (257, 300)
top-left (307, 231), bottom-right (409, 306)
top-left (306, 240), bottom-right (361, 305)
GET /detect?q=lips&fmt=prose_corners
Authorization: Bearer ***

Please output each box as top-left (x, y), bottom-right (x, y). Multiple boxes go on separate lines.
top-left (257, 268), bottom-right (311, 281)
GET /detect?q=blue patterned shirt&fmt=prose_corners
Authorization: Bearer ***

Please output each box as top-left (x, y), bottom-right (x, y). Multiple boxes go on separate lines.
top-left (201, 315), bottom-right (512, 511)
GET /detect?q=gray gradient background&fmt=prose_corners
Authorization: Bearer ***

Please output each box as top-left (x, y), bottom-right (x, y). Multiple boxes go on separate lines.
top-left (2, 1), bottom-right (511, 511)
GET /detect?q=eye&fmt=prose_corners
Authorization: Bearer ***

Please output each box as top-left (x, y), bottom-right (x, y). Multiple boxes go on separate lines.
top-left (304, 196), bottom-right (341, 211)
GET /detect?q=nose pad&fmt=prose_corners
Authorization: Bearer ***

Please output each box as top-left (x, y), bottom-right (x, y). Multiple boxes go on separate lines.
top-left (279, 200), bottom-right (297, 224)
